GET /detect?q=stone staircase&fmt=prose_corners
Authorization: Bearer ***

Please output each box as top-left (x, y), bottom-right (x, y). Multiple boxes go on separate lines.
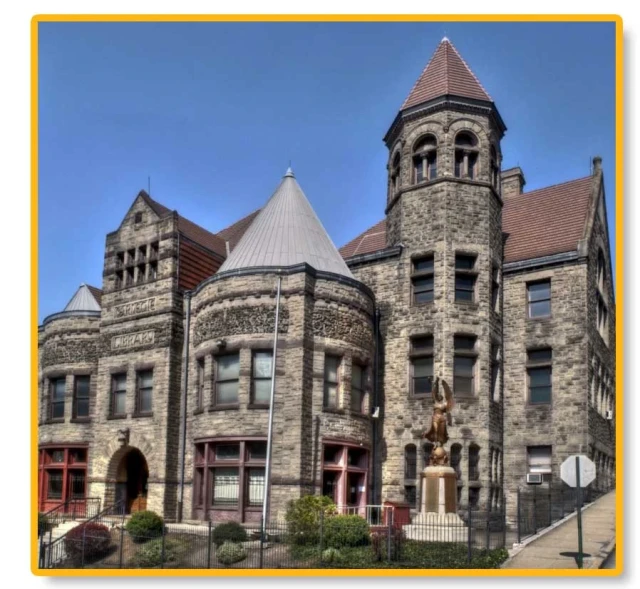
top-left (39, 519), bottom-right (85, 567)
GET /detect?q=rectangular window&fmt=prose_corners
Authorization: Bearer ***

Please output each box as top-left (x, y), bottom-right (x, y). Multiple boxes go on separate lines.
top-left (527, 349), bottom-right (552, 404)
top-left (454, 151), bottom-right (464, 178)
top-left (351, 363), bottom-right (366, 413)
top-left (251, 351), bottom-right (273, 405)
top-left (214, 354), bottom-right (240, 405)
top-left (527, 446), bottom-right (552, 482)
top-left (411, 336), bottom-right (434, 396)
top-left (414, 157), bottom-right (424, 183)
top-left (528, 280), bottom-right (551, 318)
top-left (125, 267), bottom-right (134, 287)
top-left (491, 266), bottom-right (500, 312)
top-left (454, 335), bottom-right (477, 397)
top-left (47, 471), bottom-right (64, 500)
top-left (73, 375), bottom-right (90, 419)
top-left (324, 355), bottom-right (341, 409)
top-left (111, 373), bottom-right (127, 417)
top-left (211, 467), bottom-right (239, 506)
top-left (455, 254), bottom-right (477, 302)
top-left (215, 444), bottom-right (240, 461)
top-left (136, 370), bottom-right (153, 414)
top-left (148, 261), bottom-right (157, 281)
top-left (136, 264), bottom-right (146, 284)
top-left (196, 358), bottom-right (205, 410)
top-left (69, 471), bottom-right (86, 499)
top-left (247, 441), bottom-right (267, 461)
top-left (50, 377), bottom-right (65, 420)
top-left (246, 468), bottom-right (265, 507)
top-left (491, 345), bottom-right (500, 402)
top-left (411, 255), bottom-right (434, 304)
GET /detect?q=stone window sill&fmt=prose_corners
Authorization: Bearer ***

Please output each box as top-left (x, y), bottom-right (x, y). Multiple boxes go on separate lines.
top-left (193, 408), bottom-right (205, 416)
top-left (132, 412), bottom-right (153, 419)
top-left (45, 419), bottom-right (65, 425)
top-left (209, 404), bottom-right (240, 412)
top-left (349, 410), bottom-right (370, 420)
top-left (107, 414), bottom-right (127, 421)
top-left (454, 300), bottom-right (479, 309)
top-left (322, 407), bottom-right (346, 416)
top-left (70, 418), bottom-right (91, 424)
top-left (248, 404), bottom-right (270, 410)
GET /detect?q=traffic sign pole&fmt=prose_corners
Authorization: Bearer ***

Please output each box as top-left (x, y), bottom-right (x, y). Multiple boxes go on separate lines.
top-left (575, 456), bottom-right (583, 569)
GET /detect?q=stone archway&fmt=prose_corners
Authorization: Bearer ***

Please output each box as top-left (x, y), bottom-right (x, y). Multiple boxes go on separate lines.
top-left (106, 446), bottom-right (149, 514)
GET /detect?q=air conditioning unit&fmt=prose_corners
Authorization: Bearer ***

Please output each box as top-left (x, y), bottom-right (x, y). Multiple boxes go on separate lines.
top-left (605, 410), bottom-right (613, 420)
top-left (526, 473), bottom-right (543, 484)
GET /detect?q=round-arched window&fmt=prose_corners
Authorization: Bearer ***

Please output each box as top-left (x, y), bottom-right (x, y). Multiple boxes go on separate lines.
top-left (413, 134), bottom-right (438, 183)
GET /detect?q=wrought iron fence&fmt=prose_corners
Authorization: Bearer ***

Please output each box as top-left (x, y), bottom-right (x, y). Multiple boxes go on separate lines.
top-left (516, 483), bottom-right (606, 543)
top-left (40, 504), bottom-right (507, 570)
top-left (39, 497), bottom-right (102, 534)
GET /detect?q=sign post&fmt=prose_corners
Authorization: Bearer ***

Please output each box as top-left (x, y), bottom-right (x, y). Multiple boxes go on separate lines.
top-left (561, 455), bottom-right (596, 569)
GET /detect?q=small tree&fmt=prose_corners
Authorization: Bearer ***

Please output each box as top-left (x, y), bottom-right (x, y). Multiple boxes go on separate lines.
top-left (211, 521), bottom-right (248, 547)
top-left (285, 495), bottom-right (336, 545)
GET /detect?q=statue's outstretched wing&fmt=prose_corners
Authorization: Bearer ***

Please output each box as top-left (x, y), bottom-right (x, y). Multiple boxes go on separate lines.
top-left (442, 379), bottom-right (456, 412)
top-left (431, 376), bottom-right (440, 404)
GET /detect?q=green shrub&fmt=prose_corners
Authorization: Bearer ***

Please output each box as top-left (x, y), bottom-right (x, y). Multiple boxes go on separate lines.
top-left (286, 495), bottom-right (336, 545)
top-left (216, 540), bottom-right (247, 565)
top-left (211, 521), bottom-right (248, 547)
top-left (130, 537), bottom-right (188, 568)
top-left (38, 513), bottom-right (49, 536)
top-left (321, 547), bottom-right (341, 564)
top-left (125, 511), bottom-right (165, 543)
top-left (64, 522), bottom-right (112, 565)
top-left (324, 515), bottom-right (370, 549)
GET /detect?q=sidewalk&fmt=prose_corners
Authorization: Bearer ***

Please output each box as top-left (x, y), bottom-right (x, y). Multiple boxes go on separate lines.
top-left (502, 490), bottom-right (616, 570)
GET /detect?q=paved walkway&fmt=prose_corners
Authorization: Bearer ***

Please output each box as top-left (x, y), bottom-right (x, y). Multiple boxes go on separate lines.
top-left (502, 490), bottom-right (616, 570)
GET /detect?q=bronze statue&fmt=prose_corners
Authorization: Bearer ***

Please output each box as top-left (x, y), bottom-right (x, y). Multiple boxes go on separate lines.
top-left (423, 377), bottom-right (455, 466)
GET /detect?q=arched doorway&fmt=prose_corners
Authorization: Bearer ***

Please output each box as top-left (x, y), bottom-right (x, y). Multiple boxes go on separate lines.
top-left (114, 448), bottom-right (149, 514)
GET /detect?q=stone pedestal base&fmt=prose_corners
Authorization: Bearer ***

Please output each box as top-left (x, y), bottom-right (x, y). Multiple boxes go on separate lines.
top-left (403, 512), bottom-right (468, 542)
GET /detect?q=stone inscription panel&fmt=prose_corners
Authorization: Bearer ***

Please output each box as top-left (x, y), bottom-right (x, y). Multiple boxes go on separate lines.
top-left (114, 297), bottom-right (157, 319)
top-left (111, 330), bottom-right (155, 351)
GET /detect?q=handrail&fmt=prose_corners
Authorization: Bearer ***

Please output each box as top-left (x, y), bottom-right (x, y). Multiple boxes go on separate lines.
top-left (40, 498), bottom-right (101, 532)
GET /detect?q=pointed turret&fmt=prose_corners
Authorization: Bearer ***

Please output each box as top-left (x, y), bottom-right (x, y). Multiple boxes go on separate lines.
top-left (63, 283), bottom-right (102, 312)
top-left (218, 168), bottom-right (354, 278)
top-left (401, 38), bottom-right (492, 110)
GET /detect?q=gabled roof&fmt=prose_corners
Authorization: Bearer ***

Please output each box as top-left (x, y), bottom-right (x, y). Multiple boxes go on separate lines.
top-left (64, 284), bottom-right (102, 312)
top-left (401, 38), bottom-right (492, 110)
top-left (503, 176), bottom-right (593, 263)
top-left (138, 191), bottom-right (227, 257)
top-left (217, 209), bottom-right (261, 252)
top-left (339, 219), bottom-right (387, 258)
top-left (339, 175), bottom-right (595, 265)
top-left (218, 168), bottom-right (354, 278)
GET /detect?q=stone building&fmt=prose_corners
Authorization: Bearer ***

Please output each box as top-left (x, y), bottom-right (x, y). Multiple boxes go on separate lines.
top-left (38, 38), bottom-right (616, 527)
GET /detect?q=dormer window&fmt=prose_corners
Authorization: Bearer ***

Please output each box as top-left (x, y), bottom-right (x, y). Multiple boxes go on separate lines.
top-left (454, 131), bottom-right (479, 179)
top-left (390, 152), bottom-right (401, 193)
top-left (413, 135), bottom-right (438, 183)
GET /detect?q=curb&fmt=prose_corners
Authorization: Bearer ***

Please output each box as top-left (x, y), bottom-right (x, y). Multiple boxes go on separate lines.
top-left (586, 539), bottom-right (616, 570)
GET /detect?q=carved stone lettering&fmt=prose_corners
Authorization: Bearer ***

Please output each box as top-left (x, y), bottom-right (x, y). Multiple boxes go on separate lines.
top-left (111, 330), bottom-right (155, 351)
top-left (114, 297), bottom-right (157, 319)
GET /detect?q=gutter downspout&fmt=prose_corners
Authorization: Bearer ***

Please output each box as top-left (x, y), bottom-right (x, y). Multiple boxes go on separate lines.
top-left (372, 306), bottom-right (381, 505)
top-left (177, 291), bottom-right (192, 522)
top-left (262, 276), bottom-right (282, 535)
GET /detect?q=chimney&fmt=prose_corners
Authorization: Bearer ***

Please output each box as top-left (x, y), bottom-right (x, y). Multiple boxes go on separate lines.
top-left (501, 167), bottom-right (526, 197)
top-left (592, 155), bottom-right (602, 175)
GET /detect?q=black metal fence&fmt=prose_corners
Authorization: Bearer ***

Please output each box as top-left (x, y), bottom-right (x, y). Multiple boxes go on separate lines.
top-left (516, 483), bottom-right (605, 543)
top-left (39, 498), bottom-right (102, 535)
top-left (40, 506), bottom-right (507, 570)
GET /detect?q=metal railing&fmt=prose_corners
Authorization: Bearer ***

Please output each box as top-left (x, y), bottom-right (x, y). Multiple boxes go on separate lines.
top-left (39, 498), bottom-right (101, 534)
top-left (334, 505), bottom-right (393, 526)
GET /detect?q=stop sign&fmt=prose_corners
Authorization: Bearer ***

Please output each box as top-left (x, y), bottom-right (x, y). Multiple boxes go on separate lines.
top-left (561, 455), bottom-right (596, 488)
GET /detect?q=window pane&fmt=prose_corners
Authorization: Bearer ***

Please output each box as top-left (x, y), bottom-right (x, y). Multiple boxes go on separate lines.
top-left (324, 383), bottom-right (337, 408)
top-left (528, 349), bottom-right (552, 363)
top-left (215, 444), bottom-right (240, 460)
top-left (253, 379), bottom-right (271, 404)
top-left (413, 276), bottom-right (433, 292)
top-left (217, 354), bottom-right (240, 380)
top-left (138, 370), bottom-right (153, 388)
top-left (528, 281), bottom-right (550, 302)
top-left (212, 467), bottom-right (239, 506)
top-left (140, 388), bottom-right (152, 413)
top-left (114, 391), bottom-right (126, 415)
top-left (216, 380), bottom-right (238, 404)
top-left (351, 365), bottom-right (363, 389)
top-left (75, 376), bottom-right (90, 397)
top-left (415, 290), bottom-right (434, 303)
top-left (454, 336), bottom-right (476, 351)
top-left (455, 289), bottom-right (474, 302)
top-left (413, 258), bottom-right (434, 273)
top-left (455, 376), bottom-right (473, 395)
top-left (413, 357), bottom-right (433, 378)
top-left (405, 445), bottom-right (417, 479)
top-left (529, 300), bottom-right (551, 317)
top-left (50, 450), bottom-right (65, 463)
top-left (414, 159), bottom-right (424, 183)
top-left (325, 356), bottom-right (339, 382)
top-left (351, 389), bottom-right (364, 412)
top-left (53, 379), bottom-right (65, 400)
top-left (69, 471), bottom-right (86, 498)
top-left (113, 374), bottom-right (126, 392)
top-left (253, 352), bottom-right (272, 378)
top-left (47, 471), bottom-right (63, 499)
top-left (529, 367), bottom-right (551, 387)
top-left (247, 442), bottom-right (267, 460)
top-left (52, 401), bottom-right (65, 419)
top-left (412, 336), bottom-right (433, 351)
top-left (454, 356), bottom-right (475, 376)
top-left (247, 468), bottom-right (265, 506)
top-left (530, 386), bottom-right (552, 404)
top-left (75, 399), bottom-right (90, 418)
top-left (70, 449), bottom-right (86, 463)
top-left (414, 377), bottom-right (432, 395)
top-left (455, 255), bottom-right (476, 270)
top-left (455, 275), bottom-right (476, 290)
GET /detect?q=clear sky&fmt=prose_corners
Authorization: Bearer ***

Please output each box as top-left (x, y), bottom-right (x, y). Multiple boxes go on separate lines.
top-left (38, 21), bottom-right (616, 322)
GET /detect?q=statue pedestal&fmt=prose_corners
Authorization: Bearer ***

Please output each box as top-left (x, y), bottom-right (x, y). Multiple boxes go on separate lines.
top-left (403, 466), bottom-right (467, 542)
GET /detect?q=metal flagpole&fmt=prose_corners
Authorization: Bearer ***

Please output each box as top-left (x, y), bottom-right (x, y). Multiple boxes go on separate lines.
top-left (262, 276), bottom-right (282, 540)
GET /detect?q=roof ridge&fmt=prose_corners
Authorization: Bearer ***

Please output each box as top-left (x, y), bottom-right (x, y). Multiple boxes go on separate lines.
top-left (446, 39), bottom-right (492, 101)
top-left (523, 175), bottom-right (592, 197)
top-left (400, 42), bottom-right (443, 110)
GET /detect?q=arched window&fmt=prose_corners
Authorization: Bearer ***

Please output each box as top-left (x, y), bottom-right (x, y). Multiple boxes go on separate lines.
top-left (390, 152), bottom-right (401, 193)
top-left (450, 443), bottom-right (462, 479)
top-left (468, 444), bottom-right (480, 481)
top-left (413, 134), bottom-right (438, 183)
top-left (597, 249), bottom-right (606, 293)
top-left (422, 442), bottom-right (434, 468)
top-left (404, 444), bottom-right (417, 480)
top-left (490, 145), bottom-right (500, 189)
top-left (454, 131), bottom-right (479, 179)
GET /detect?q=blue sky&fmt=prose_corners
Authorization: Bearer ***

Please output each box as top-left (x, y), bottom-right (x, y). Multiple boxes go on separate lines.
top-left (38, 21), bottom-right (616, 321)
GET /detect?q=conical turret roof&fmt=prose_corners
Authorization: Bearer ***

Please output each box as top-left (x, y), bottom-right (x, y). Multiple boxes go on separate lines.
top-left (218, 168), bottom-right (354, 278)
top-left (401, 38), bottom-right (492, 110)
top-left (63, 284), bottom-right (102, 312)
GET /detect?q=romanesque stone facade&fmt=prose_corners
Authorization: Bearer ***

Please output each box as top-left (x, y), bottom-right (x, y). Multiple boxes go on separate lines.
top-left (38, 38), bottom-right (616, 528)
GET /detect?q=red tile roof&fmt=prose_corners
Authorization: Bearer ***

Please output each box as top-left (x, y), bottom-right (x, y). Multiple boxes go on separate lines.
top-left (216, 209), bottom-right (261, 252)
top-left (139, 191), bottom-right (227, 257)
top-left (86, 285), bottom-right (103, 306)
top-left (503, 176), bottom-right (593, 263)
top-left (339, 176), bottom-right (594, 264)
top-left (402, 39), bottom-right (492, 110)
top-left (339, 219), bottom-right (387, 258)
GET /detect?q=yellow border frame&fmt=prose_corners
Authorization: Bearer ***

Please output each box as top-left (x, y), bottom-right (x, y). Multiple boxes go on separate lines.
top-left (31, 13), bottom-right (624, 578)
